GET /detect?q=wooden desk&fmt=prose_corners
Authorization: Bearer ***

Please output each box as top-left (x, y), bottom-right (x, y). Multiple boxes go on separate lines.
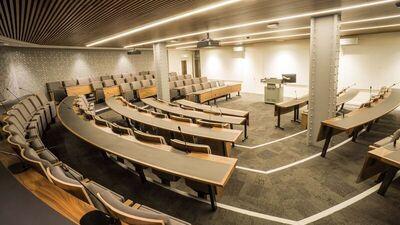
top-left (66, 85), bottom-right (93, 96)
top-left (58, 97), bottom-right (237, 210)
top-left (108, 97), bottom-right (242, 143)
top-left (336, 89), bottom-right (359, 109)
top-left (191, 84), bottom-right (242, 104)
top-left (175, 99), bottom-right (249, 124)
top-left (275, 89), bottom-right (359, 130)
top-left (142, 98), bottom-right (248, 140)
top-left (103, 85), bottom-right (121, 99)
top-left (138, 86), bottom-right (157, 99)
top-left (274, 95), bottom-right (309, 129)
top-left (358, 144), bottom-right (400, 196)
top-left (318, 89), bottom-right (400, 157)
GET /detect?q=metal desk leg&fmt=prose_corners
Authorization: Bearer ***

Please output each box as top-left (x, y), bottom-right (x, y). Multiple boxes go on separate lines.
top-left (352, 127), bottom-right (360, 142)
top-left (134, 164), bottom-right (147, 183)
top-left (222, 142), bottom-right (227, 156)
top-left (242, 124), bottom-right (248, 141)
top-left (275, 108), bottom-right (284, 130)
top-left (208, 185), bottom-right (217, 211)
top-left (340, 103), bottom-right (344, 111)
top-left (321, 127), bottom-right (333, 158)
top-left (237, 91), bottom-right (240, 96)
top-left (378, 167), bottom-right (398, 196)
top-left (366, 122), bottom-right (373, 132)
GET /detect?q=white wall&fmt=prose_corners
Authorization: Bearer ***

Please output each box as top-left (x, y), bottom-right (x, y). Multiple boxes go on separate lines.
top-left (200, 31), bottom-right (400, 99)
top-left (168, 50), bottom-right (194, 75)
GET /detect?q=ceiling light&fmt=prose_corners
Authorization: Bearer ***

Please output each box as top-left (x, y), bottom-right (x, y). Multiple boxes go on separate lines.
top-left (221, 33), bottom-right (310, 45)
top-left (166, 26), bottom-right (310, 47)
top-left (267, 23), bottom-right (279, 29)
top-left (341, 23), bottom-right (400, 32)
top-left (124, 0), bottom-right (396, 48)
top-left (233, 46), bottom-right (244, 52)
top-left (341, 14), bottom-right (400, 24)
top-left (176, 45), bottom-right (197, 50)
top-left (87, 0), bottom-right (241, 47)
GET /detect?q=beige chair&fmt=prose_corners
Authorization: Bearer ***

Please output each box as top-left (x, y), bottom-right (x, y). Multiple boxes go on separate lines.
top-left (141, 80), bottom-right (151, 88)
top-left (133, 130), bottom-right (166, 144)
top-left (196, 119), bottom-right (229, 128)
top-left (62, 79), bottom-right (77, 87)
top-left (94, 115), bottom-right (109, 127)
top-left (192, 78), bottom-right (201, 84)
top-left (91, 81), bottom-right (105, 103)
top-left (112, 74), bottom-right (123, 80)
top-left (78, 78), bottom-right (90, 85)
top-left (169, 115), bottom-right (192, 123)
top-left (110, 123), bottom-right (133, 135)
top-left (210, 81), bottom-right (218, 88)
top-left (47, 165), bottom-right (125, 213)
top-left (170, 139), bottom-right (211, 154)
top-left (114, 78), bottom-right (126, 85)
top-left (192, 84), bottom-right (203, 92)
top-left (97, 191), bottom-right (190, 225)
top-left (150, 111), bottom-right (167, 119)
top-left (120, 83), bottom-right (134, 102)
top-left (201, 82), bottom-right (211, 90)
top-left (103, 79), bottom-right (115, 87)
top-left (183, 79), bottom-right (193, 86)
top-left (101, 75), bottom-right (111, 81)
top-left (200, 77), bottom-right (208, 83)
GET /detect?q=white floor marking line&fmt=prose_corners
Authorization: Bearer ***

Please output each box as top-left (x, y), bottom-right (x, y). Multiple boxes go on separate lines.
top-left (236, 130), bottom-right (365, 175)
top-left (95, 106), bottom-right (110, 113)
top-left (236, 130), bottom-right (307, 149)
top-left (298, 172), bottom-right (400, 225)
top-left (148, 175), bottom-right (297, 225)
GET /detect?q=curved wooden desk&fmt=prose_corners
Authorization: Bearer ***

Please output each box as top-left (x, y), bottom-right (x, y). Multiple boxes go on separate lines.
top-left (174, 99), bottom-right (249, 122)
top-left (106, 97), bottom-right (242, 156)
top-left (274, 89), bottom-right (359, 129)
top-left (142, 98), bottom-right (248, 140)
top-left (191, 84), bottom-right (241, 104)
top-left (318, 89), bottom-right (400, 157)
top-left (358, 144), bottom-right (400, 196)
top-left (58, 97), bottom-right (237, 210)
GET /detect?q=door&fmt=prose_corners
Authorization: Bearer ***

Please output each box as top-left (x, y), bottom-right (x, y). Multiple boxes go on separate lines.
top-left (181, 60), bottom-right (187, 75)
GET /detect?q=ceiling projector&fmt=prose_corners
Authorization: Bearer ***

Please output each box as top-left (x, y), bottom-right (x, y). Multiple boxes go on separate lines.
top-left (197, 33), bottom-right (220, 48)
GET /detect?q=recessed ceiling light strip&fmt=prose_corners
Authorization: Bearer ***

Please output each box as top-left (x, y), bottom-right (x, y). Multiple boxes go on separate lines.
top-left (124, 0), bottom-right (396, 48)
top-left (166, 26), bottom-right (311, 47)
top-left (341, 23), bottom-right (400, 32)
top-left (220, 33), bottom-right (311, 45)
top-left (341, 14), bottom-right (400, 24)
top-left (86, 0), bottom-right (241, 47)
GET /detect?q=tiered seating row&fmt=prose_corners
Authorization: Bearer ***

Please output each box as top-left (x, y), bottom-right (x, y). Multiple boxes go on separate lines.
top-left (2, 94), bottom-right (190, 225)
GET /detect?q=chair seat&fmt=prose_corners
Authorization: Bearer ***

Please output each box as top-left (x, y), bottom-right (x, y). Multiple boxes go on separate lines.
top-left (38, 149), bottom-right (59, 164)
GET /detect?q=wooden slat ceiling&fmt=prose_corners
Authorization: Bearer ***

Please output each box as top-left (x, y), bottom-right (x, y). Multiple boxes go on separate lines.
top-left (0, 0), bottom-right (400, 48)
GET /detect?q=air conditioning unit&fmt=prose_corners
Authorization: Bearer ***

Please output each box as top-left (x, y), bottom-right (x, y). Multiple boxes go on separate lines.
top-left (340, 37), bottom-right (358, 46)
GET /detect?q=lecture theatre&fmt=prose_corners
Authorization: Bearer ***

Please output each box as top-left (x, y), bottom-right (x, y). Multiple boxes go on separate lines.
top-left (1, 1), bottom-right (400, 225)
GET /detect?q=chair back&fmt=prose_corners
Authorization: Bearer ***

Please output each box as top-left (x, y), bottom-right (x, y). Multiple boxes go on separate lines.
top-left (133, 130), bottom-right (166, 144)
top-left (169, 115), bottom-right (192, 123)
top-left (196, 119), bottom-right (229, 128)
top-left (170, 139), bottom-right (211, 154)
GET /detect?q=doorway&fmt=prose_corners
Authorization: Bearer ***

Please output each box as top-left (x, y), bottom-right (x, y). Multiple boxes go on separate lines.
top-left (181, 60), bottom-right (187, 75)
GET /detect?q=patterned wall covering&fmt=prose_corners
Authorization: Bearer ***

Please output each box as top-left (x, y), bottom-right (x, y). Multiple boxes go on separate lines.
top-left (0, 46), bottom-right (154, 100)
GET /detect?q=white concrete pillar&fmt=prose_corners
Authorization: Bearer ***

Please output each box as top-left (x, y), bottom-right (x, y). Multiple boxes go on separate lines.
top-left (307, 14), bottom-right (341, 146)
top-left (153, 42), bottom-right (170, 101)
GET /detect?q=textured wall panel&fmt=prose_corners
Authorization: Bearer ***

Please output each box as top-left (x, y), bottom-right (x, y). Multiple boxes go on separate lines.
top-left (0, 47), bottom-right (154, 100)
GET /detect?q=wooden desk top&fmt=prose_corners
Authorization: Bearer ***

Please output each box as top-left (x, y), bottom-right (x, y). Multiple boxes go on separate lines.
top-left (175, 99), bottom-right (249, 118)
top-left (107, 97), bottom-right (242, 143)
top-left (322, 89), bottom-right (400, 131)
top-left (142, 98), bottom-right (246, 125)
top-left (66, 85), bottom-right (93, 96)
top-left (336, 89), bottom-right (359, 106)
top-left (368, 144), bottom-right (400, 168)
top-left (275, 95), bottom-right (309, 109)
top-left (191, 84), bottom-right (241, 95)
top-left (58, 97), bottom-right (237, 187)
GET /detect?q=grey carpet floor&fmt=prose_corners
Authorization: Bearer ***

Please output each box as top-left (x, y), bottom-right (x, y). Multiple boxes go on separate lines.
top-left (3, 93), bottom-right (399, 225)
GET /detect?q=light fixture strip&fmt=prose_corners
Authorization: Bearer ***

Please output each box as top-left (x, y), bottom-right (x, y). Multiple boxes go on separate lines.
top-left (341, 14), bottom-right (400, 25)
top-left (86, 0), bottom-right (241, 47)
top-left (341, 23), bottom-right (400, 32)
top-left (124, 0), bottom-right (396, 48)
top-left (166, 26), bottom-right (311, 47)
